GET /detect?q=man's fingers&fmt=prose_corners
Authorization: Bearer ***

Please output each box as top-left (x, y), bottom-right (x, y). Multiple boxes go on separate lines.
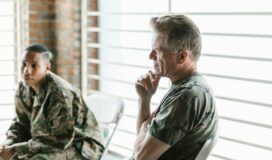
top-left (147, 71), bottom-right (161, 89)
top-left (137, 74), bottom-right (152, 90)
top-left (135, 81), bottom-right (146, 89)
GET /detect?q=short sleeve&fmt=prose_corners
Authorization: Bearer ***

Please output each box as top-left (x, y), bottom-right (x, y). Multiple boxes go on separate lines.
top-left (148, 97), bottom-right (193, 145)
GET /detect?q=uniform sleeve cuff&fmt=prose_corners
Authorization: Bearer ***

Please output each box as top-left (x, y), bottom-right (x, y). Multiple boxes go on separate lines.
top-left (13, 142), bottom-right (29, 159)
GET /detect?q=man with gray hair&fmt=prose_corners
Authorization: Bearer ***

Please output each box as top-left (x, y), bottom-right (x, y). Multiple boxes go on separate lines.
top-left (134, 15), bottom-right (218, 160)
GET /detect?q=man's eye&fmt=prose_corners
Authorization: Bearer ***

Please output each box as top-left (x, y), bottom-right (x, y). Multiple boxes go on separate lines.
top-left (31, 64), bottom-right (37, 68)
top-left (22, 62), bottom-right (26, 68)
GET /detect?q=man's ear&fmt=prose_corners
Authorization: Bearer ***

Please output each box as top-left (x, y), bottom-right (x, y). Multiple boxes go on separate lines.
top-left (178, 52), bottom-right (184, 60)
top-left (177, 50), bottom-right (188, 63)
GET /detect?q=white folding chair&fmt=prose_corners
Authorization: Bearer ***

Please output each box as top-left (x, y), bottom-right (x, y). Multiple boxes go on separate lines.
top-left (85, 93), bottom-right (124, 160)
top-left (195, 129), bottom-right (219, 160)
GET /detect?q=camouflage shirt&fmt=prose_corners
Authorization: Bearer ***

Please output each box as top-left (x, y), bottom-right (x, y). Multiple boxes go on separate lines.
top-left (5, 72), bottom-right (103, 159)
top-left (148, 72), bottom-right (218, 160)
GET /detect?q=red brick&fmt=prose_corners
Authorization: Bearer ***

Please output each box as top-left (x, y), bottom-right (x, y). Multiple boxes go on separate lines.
top-left (23, 0), bottom-right (98, 89)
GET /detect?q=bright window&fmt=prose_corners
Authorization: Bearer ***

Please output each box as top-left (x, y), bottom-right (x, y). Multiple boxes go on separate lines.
top-left (0, 0), bottom-right (20, 142)
top-left (82, 0), bottom-right (272, 159)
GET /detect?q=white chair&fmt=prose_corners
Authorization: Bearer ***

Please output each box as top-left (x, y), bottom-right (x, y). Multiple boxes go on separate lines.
top-left (195, 129), bottom-right (219, 160)
top-left (85, 93), bottom-right (124, 160)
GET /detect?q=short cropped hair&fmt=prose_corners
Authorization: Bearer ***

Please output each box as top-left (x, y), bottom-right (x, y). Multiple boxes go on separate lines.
top-left (150, 14), bottom-right (202, 61)
top-left (24, 43), bottom-right (53, 61)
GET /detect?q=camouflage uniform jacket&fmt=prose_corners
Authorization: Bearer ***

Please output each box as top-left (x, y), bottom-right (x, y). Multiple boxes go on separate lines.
top-left (148, 72), bottom-right (218, 160)
top-left (5, 72), bottom-right (104, 159)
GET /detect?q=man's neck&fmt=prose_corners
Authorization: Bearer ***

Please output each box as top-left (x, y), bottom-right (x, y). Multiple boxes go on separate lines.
top-left (31, 85), bottom-right (40, 95)
top-left (170, 63), bottom-right (196, 84)
top-left (31, 74), bottom-right (48, 95)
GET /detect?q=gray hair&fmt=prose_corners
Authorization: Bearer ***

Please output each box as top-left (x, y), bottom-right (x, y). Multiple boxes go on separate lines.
top-left (150, 14), bottom-right (202, 61)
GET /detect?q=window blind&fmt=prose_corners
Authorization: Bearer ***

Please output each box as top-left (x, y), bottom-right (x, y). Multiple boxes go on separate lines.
top-left (0, 0), bottom-right (20, 142)
top-left (82, 0), bottom-right (272, 159)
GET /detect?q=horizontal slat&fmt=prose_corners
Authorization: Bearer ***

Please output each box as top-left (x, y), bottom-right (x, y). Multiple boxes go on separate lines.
top-left (202, 54), bottom-right (272, 63)
top-left (98, 62), bottom-right (170, 88)
top-left (0, 1), bottom-right (14, 16)
top-left (0, 105), bottom-right (15, 120)
top-left (0, 59), bottom-right (15, 62)
top-left (94, 14), bottom-right (272, 36)
top-left (217, 99), bottom-right (272, 128)
top-left (88, 74), bottom-right (168, 92)
top-left (88, 11), bottom-right (272, 16)
top-left (88, 58), bottom-right (149, 69)
top-left (0, 89), bottom-right (15, 92)
top-left (121, 99), bottom-right (158, 117)
top-left (91, 32), bottom-right (272, 60)
top-left (118, 115), bottom-right (136, 134)
top-left (87, 42), bottom-right (148, 51)
top-left (99, 15), bottom-right (152, 31)
top-left (0, 17), bottom-right (14, 30)
top-left (88, 27), bottom-right (149, 33)
top-left (90, 77), bottom-right (167, 93)
top-left (202, 35), bottom-right (272, 59)
top-left (0, 46), bottom-right (15, 60)
top-left (191, 15), bottom-right (272, 35)
top-left (0, 135), bottom-right (6, 144)
top-left (219, 119), bottom-right (272, 150)
top-left (99, 48), bottom-right (150, 67)
top-left (204, 76), bottom-right (272, 106)
top-left (100, 79), bottom-right (167, 104)
top-left (0, 31), bottom-right (15, 45)
top-left (208, 155), bottom-right (232, 160)
top-left (212, 138), bottom-right (272, 160)
top-left (100, 31), bottom-right (151, 50)
top-left (87, 90), bottom-right (142, 104)
top-left (108, 144), bottom-right (133, 158)
top-left (0, 44), bottom-right (16, 47)
top-left (0, 61), bottom-right (15, 75)
top-left (0, 76), bottom-right (15, 90)
top-left (0, 91), bottom-right (15, 104)
top-left (110, 130), bottom-right (136, 151)
top-left (0, 120), bottom-right (12, 135)
top-left (172, 0), bottom-right (272, 13)
top-left (99, 0), bottom-right (169, 13)
top-left (199, 56), bottom-right (272, 82)
top-left (96, 61), bottom-right (146, 80)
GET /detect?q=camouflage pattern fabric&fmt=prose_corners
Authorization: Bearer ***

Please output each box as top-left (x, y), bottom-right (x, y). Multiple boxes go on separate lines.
top-left (148, 72), bottom-right (218, 160)
top-left (5, 72), bottom-right (104, 160)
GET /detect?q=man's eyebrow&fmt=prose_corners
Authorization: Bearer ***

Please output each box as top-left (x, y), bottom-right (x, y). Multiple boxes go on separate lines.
top-left (21, 60), bottom-right (39, 63)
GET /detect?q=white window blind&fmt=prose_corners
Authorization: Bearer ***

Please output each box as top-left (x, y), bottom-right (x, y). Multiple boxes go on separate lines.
top-left (82, 0), bottom-right (272, 159)
top-left (0, 0), bottom-right (20, 143)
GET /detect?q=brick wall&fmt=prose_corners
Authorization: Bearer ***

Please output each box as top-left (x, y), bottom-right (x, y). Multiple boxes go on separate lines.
top-left (21, 0), bottom-right (95, 89)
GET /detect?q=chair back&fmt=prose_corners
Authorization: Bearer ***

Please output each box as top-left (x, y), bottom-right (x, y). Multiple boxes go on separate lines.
top-left (85, 93), bottom-right (124, 160)
top-left (195, 130), bottom-right (219, 160)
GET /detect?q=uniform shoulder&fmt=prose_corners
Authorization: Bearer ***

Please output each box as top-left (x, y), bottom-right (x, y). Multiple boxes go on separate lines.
top-left (46, 72), bottom-right (81, 97)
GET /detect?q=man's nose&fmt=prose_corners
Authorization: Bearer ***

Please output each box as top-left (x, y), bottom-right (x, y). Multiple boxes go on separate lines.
top-left (23, 66), bottom-right (30, 75)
